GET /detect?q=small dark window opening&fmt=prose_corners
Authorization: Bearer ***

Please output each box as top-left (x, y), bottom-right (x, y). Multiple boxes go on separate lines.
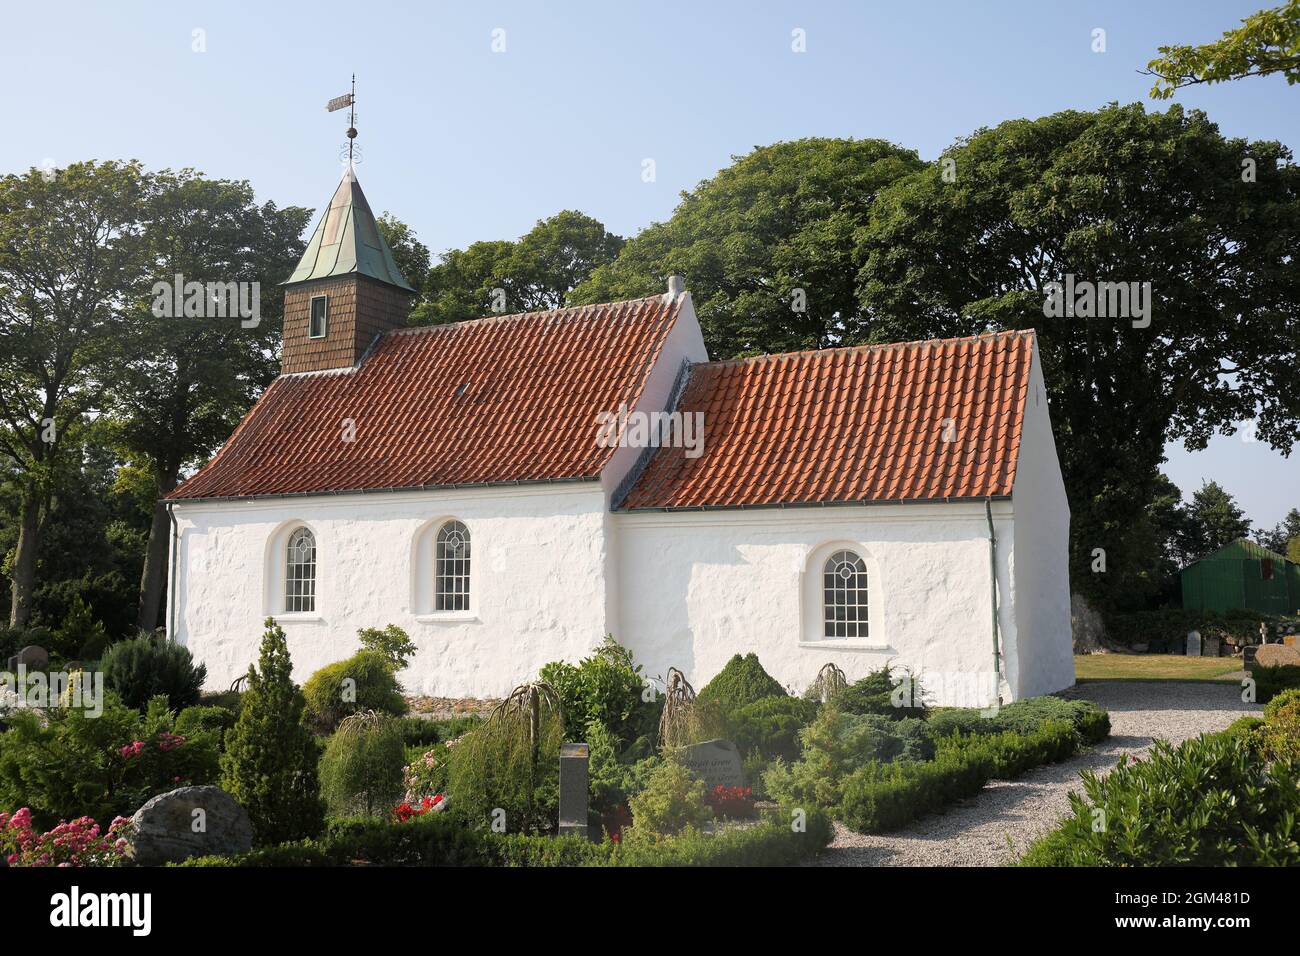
top-left (1262, 558), bottom-right (1274, 581)
top-left (309, 295), bottom-right (328, 339)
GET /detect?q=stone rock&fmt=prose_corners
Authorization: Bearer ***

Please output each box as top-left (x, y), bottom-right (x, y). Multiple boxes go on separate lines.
top-left (6, 645), bottom-right (48, 672)
top-left (1131, 643), bottom-right (1148, 653)
top-left (680, 739), bottom-right (744, 791)
top-left (128, 785), bottom-right (252, 866)
top-left (1070, 592), bottom-right (1107, 654)
top-left (1254, 644), bottom-right (1300, 669)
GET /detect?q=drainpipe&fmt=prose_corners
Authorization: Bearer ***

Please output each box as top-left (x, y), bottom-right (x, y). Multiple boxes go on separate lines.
top-left (985, 498), bottom-right (1003, 704)
top-left (166, 502), bottom-right (179, 642)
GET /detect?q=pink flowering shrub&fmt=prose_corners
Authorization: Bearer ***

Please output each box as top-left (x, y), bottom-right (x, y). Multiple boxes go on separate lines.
top-left (0, 692), bottom-right (220, 830)
top-left (0, 807), bottom-right (133, 867)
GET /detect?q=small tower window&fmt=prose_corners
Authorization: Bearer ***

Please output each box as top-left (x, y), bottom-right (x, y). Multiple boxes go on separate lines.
top-left (309, 295), bottom-right (328, 339)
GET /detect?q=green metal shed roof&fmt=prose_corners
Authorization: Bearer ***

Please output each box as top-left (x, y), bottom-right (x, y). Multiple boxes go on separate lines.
top-left (1180, 537), bottom-right (1293, 570)
top-left (283, 167), bottom-right (416, 293)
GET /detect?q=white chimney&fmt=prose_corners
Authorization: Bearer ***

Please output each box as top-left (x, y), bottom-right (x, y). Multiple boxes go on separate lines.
top-left (665, 274), bottom-right (685, 301)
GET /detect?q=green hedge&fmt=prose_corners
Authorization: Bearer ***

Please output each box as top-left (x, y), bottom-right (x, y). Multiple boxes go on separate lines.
top-left (1019, 731), bottom-right (1300, 867)
top-left (175, 804), bottom-right (833, 867)
top-left (927, 697), bottom-right (1109, 746)
top-left (937, 719), bottom-right (1078, 779)
top-left (838, 749), bottom-right (992, 833)
top-left (1254, 664), bottom-right (1300, 705)
top-left (832, 698), bottom-right (1110, 834)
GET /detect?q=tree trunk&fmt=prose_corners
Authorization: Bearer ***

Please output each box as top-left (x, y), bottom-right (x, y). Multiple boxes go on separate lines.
top-left (136, 472), bottom-right (179, 632)
top-left (8, 491), bottom-right (41, 628)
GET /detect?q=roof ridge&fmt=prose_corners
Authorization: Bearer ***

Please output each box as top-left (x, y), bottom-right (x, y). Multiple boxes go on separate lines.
top-left (387, 293), bottom-right (677, 337)
top-left (700, 329), bottom-right (1036, 369)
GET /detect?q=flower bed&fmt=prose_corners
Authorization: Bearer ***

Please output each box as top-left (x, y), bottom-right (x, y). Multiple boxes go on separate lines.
top-left (1, 808), bottom-right (133, 867)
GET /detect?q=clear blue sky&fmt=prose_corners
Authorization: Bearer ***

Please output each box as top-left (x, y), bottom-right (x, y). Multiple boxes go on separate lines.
top-left (3, 0), bottom-right (1296, 527)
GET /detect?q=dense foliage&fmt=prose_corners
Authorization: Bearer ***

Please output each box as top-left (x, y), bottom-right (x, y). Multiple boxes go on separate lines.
top-left (0, 690), bottom-right (219, 829)
top-left (1021, 732), bottom-right (1300, 866)
top-left (539, 636), bottom-right (658, 748)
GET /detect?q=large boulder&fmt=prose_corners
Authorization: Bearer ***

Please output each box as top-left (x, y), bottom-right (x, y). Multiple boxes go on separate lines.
top-left (128, 785), bottom-right (252, 866)
top-left (1254, 644), bottom-right (1300, 670)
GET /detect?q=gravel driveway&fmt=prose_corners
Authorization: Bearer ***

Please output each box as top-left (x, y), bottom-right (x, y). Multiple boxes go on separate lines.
top-left (806, 680), bottom-right (1260, 867)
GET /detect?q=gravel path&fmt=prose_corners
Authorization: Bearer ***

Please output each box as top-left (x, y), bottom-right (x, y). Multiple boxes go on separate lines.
top-left (806, 680), bottom-right (1260, 867)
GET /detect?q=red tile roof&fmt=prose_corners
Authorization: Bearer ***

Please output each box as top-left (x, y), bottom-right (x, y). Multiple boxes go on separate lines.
top-left (618, 331), bottom-right (1034, 510)
top-left (167, 295), bottom-right (683, 500)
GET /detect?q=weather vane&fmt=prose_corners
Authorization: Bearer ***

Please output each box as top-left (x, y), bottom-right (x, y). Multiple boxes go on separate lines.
top-left (326, 75), bottom-right (358, 167)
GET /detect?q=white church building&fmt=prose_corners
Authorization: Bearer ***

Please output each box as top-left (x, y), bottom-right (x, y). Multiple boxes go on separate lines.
top-left (166, 169), bottom-right (1075, 707)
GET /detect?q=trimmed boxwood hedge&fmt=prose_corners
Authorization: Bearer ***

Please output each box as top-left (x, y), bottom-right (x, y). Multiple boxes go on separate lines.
top-left (174, 804), bottom-right (833, 867)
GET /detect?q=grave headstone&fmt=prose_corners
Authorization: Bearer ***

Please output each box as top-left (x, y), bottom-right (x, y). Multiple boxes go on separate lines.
top-left (6, 645), bottom-right (48, 672)
top-left (1202, 636), bottom-right (1220, 659)
top-left (1243, 645), bottom-right (1259, 668)
top-left (128, 785), bottom-right (253, 866)
top-left (680, 738), bottom-right (745, 791)
top-left (1185, 630), bottom-right (1202, 658)
top-left (558, 742), bottom-right (589, 840)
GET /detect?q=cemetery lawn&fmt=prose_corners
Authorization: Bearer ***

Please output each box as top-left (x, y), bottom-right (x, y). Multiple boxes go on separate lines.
top-left (1073, 654), bottom-right (1242, 682)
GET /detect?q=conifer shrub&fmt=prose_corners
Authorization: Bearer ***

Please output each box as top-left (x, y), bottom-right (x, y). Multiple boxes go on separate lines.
top-left (763, 706), bottom-right (934, 809)
top-left (697, 653), bottom-right (786, 717)
top-left (626, 757), bottom-right (711, 836)
top-left (320, 711), bottom-right (407, 818)
top-left (101, 629), bottom-right (206, 711)
top-left (220, 619), bottom-right (325, 845)
top-left (728, 695), bottom-right (819, 760)
top-left (55, 595), bottom-right (111, 661)
top-left (835, 665), bottom-right (926, 720)
top-left (174, 705), bottom-right (237, 746)
top-left (301, 649), bottom-right (407, 733)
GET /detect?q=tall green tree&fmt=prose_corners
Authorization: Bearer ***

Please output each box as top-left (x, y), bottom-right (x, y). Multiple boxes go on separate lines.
top-left (376, 212), bottom-right (431, 293)
top-left (1179, 481), bottom-right (1254, 560)
top-left (1257, 507), bottom-right (1300, 555)
top-left (106, 170), bottom-right (310, 630)
top-left (573, 138), bottom-right (924, 356)
top-left (1146, 1), bottom-right (1300, 99)
top-left (0, 162), bottom-right (150, 626)
top-left (855, 104), bottom-right (1300, 609)
top-left (221, 619), bottom-right (325, 845)
top-left (416, 210), bottom-right (623, 325)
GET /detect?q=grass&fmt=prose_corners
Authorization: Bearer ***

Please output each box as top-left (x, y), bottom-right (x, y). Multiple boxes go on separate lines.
top-left (1074, 654), bottom-right (1242, 682)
